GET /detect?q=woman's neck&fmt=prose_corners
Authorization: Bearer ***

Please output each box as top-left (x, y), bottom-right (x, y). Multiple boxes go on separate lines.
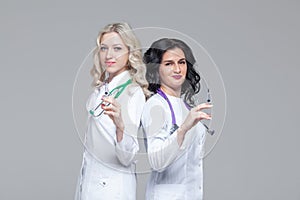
top-left (107, 69), bottom-right (128, 83)
top-left (160, 85), bottom-right (181, 97)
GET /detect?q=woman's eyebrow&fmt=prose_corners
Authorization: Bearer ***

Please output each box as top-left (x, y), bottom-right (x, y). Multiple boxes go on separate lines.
top-left (162, 58), bottom-right (186, 62)
top-left (162, 60), bottom-right (174, 63)
top-left (100, 43), bottom-right (123, 46)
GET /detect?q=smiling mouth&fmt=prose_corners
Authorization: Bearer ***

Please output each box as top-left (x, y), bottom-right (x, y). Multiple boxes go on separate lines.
top-left (172, 75), bottom-right (182, 79)
top-left (105, 62), bottom-right (116, 66)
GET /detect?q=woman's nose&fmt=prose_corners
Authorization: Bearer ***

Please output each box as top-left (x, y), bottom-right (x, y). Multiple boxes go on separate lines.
top-left (106, 48), bottom-right (113, 59)
top-left (173, 63), bottom-right (181, 73)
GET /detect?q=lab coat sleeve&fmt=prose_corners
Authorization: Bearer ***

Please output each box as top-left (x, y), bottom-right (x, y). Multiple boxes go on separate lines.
top-left (147, 131), bottom-right (182, 172)
top-left (85, 89), bottom-right (98, 112)
top-left (115, 87), bottom-right (145, 166)
top-left (142, 98), bottom-right (180, 172)
top-left (142, 98), bottom-right (198, 172)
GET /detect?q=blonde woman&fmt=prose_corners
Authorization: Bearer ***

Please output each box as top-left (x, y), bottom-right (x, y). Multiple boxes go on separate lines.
top-left (75, 22), bottom-right (150, 200)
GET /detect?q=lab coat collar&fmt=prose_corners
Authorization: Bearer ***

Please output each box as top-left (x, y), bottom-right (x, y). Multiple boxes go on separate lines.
top-left (106, 70), bottom-right (131, 91)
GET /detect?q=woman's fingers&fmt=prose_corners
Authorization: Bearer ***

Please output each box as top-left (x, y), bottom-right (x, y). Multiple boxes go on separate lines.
top-left (103, 110), bottom-right (119, 117)
top-left (197, 112), bottom-right (212, 120)
top-left (101, 103), bottom-right (118, 112)
top-left (182, 103), bottom-right (213, 132)
top-left (195, 103), bottom-right (213, 111)
top-left (191, 103), bottom-right (213, 120)
top-left (102, 96), bottom-right (120, 110)
top-left (100, 96), bottom-right (124, 133)
top-left (101, 96), bottom-right (122, 118)
top-left (190, 110), bottom-right (211, 120)
top-left (102, 96), bottom-right (118, 106)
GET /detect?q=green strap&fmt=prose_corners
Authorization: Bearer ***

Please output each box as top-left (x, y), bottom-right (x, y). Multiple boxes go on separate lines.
top-left (109, 78), bottom-right (132, 99)
top-left (89, 78), bottom-right (132, 117)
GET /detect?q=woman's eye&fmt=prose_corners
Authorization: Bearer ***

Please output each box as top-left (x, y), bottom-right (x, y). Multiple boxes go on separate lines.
top-left (179, 61), bottom-right (186, 65)
top-left (100, 46), bottom-right (107, 51)
top-left (165, 62), bottom-right (172, 66)
top-left (114, 47), bottom-right (122, 51)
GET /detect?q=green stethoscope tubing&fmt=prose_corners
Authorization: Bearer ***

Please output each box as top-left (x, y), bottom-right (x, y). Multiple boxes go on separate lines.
top-left (89, 79), bottom-right (132, 117)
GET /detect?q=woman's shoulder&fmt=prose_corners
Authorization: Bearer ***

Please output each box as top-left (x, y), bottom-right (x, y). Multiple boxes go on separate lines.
top-left (127, 82), bottom-right (145, 98)
top-left (144, 93), bottom-right (166, 107)
top-left (128, 81), bottom-right (142, 91)
top-left (141, 94), bottom-right (168, 123)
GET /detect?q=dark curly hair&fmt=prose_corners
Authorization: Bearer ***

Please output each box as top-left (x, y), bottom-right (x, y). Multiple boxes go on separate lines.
top-left (143, 38), bottom-right (201, 106)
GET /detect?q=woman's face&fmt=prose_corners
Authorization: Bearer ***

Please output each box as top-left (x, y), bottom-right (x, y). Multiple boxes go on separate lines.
top-left (159, 47), bottom-right (187, 96)
top-left (99, 32), bottom-right (129, 80)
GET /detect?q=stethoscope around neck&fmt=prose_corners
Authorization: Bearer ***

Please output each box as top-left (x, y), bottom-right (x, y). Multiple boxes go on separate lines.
top-left (156, 88), bottom-right (215, 135)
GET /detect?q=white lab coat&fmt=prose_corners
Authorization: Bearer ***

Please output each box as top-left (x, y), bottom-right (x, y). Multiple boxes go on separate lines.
top-left (75, 71), bottom-right (145, 200)
top-left (141, 93), bottom-right (206, 200)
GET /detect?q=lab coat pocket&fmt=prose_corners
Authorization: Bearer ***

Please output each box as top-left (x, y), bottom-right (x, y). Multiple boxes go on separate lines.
top-left (153, 184), bottom-right (185, 200)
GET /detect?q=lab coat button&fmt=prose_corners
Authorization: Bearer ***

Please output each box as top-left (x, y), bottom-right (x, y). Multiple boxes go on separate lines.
top-left (100, 181), bottom-right (107, 187)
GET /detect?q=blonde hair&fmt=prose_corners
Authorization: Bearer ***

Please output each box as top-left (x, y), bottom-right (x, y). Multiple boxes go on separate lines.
top-left (90, 22), bottom-right (151, 97)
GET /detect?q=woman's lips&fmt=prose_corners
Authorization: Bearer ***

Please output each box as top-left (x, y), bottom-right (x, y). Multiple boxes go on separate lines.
top-left (105, 61), bottom-right (116, 66)
top-left (172, 75), bottom-right (182, 80)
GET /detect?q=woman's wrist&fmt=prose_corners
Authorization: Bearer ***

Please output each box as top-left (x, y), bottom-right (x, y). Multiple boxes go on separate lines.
top-left (177, 125), bottom-right (187, 146)
top-left (116, 125), bottom-right (124, 142)
top-left (179, 124), bottom-right (188, 134)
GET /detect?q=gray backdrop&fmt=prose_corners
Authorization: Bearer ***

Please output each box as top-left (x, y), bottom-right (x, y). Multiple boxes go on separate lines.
top-left (1, 0), bottom-right (299, 199)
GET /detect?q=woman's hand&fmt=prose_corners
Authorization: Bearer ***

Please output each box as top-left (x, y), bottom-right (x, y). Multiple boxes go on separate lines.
top-left (101, 96), bottom-right (124, 142)
top-left (177, 103), bottom-right (213, 145)
top-left (183, 102), bottom-right (212, 131)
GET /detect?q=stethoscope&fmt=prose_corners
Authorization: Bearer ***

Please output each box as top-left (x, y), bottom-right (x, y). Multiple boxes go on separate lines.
top-left (89, 79), bottom-right (132, 117)
top-left (204, 88), bottom-right (215, 135)
top-left (157, 88), bottom-right (215, 135)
